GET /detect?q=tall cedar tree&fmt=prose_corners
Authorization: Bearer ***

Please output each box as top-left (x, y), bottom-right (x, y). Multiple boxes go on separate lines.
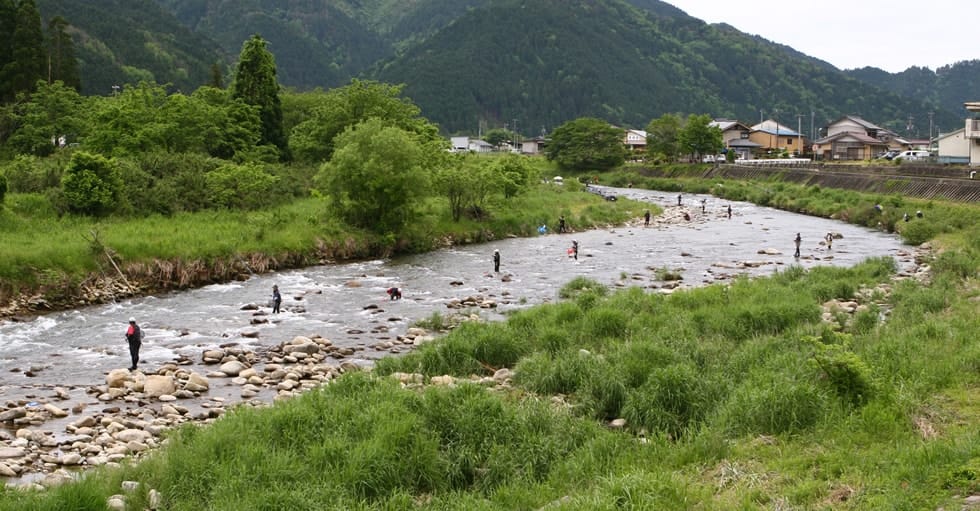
top-left (230, 35), bottom-right (289, 160)
top-left (2, 0), bottom-right (46, 102)
top-left (0, 0), bottom-right (16, 102)
top-left (46, 16), bottom-right (80, 90)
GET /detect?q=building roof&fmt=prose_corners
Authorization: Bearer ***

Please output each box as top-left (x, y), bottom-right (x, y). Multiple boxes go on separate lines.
top-left (751, 119), bottom-right (800, 136)
top-left (813, 131), bottom-right (886, 145)
top-left (709, 119), bottom-right (749, 132)
top-left (727, 138), bottom-right (762, 148)
top-left (936, 128), bottom-right (964, 141)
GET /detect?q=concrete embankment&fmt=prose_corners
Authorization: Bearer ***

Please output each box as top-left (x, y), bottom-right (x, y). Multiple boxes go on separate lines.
top-left (639, 164), bottom-right (980, 202)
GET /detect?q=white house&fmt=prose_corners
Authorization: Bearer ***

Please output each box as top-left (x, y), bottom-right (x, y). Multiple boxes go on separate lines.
top-left (624, 129), bottom-right (647, 153)
top-left (449, 136), bottom-right (493, 153)
top-left (936, 128), bottom-right (969, 164)
top-left (964, 101), bottom-right (980, 166)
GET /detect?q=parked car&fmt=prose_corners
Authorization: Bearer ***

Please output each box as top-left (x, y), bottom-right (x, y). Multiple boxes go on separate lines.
top-left (876, 150), bottom-right (900, 160)
top-left (893, 150), bottom-right (930, 161)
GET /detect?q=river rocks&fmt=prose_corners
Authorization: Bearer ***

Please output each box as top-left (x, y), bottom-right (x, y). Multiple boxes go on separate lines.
top-left (106, 369), bottom-right (131, 388)
top-left (757, 248), bottom-right (782, 255)
top-left (218, 360), bottom-right (248, 376)
top-left (0, 447), bottom-right (26, 459)
top-left (446, 295), bottom-right (497, 309)
top-left (143, 376), bottom-right (176, 398)
top-left (0, 408), bottom-right (26, 422)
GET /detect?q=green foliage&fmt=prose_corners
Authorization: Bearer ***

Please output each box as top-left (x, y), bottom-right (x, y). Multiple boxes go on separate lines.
top-left (46, 15), bottom-right (80, 90)
top-left (558, 276), bottom-right (608, 299)
top-left (678, 113), bottom-right (723, 159)
top-left (1, 0), bottom-right (45, 103)
top-left (0, 170), bottom-right (6, 204)
top-left (230, 35), bottom-right (288, 160)
top-left (622, 363), bottom-right (716, 439)
top-left (60, 150), bottom-right (120, 215)
top-left (716, 370), bottom-right (827, 435)
top-left (805, 333), bottom-right (875, 405)
top-left (317, 118), bottom-right (432, 235)
top-left (491, 154), bottom-right (533, 199)
top-left (205, 162), bottom-right (280, 210)
top-left (4, 79), bottom-right (86, 156)
top-left (289, 79), bottom-right (440, 164)
top-left (645, 113), bottom-right (682, 162)
top-left (545, 117), bottom-right (626, 172)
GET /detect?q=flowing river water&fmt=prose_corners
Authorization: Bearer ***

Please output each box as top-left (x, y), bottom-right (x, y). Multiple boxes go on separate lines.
top-left (0, 187), bottom-right (917, 435)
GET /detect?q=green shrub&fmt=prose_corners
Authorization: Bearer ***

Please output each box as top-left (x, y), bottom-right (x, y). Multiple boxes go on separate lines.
top-left (805, 334), bottom-right (874, 405)
top-left (559, 277), bottom-right (608, 299)
top-left (61, 151), bottom-right (122, 216)
top-left (206, 162), bottom-right (281, 210)
top-left (579, 363), bottom-right (628, 420)
top-left (514, 350), bottom-right (600, 395)
top-left (717, 370), bottom-right (827, 435)
top-left (622, 363), bottom-right (715, 439)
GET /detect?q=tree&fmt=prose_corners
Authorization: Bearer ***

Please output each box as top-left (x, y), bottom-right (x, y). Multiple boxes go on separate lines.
top-left (60, 151), bottom-right (121, 216)
top-left (678, 114), bottom-right (723, 160)
top-left (46, 16), bottom-right (80, 90)
top-left (0, 170), bottom-right (7, 205)
top-left (545, 117), bottom-right (626, 171)
top-left (6, 79), bottom-right (86, 156)
top-left (483, 128), bottom-right (514, 149)
top-left (208, 62), bottom-right (224, 89)
top-left (230, 35), bottom-right (288, 160)
top-left (0, 0), bottom-right (17, 102)
top-left (317, 118), bottom-right (431, 235)
top-left (491, 154), bottom-right (533, 199)
top-left (646, 113), bottom-right (682, 162)
top-left (290, 79), bottom-right (440, 164)
top-left (1, 0), bottom-right (45, 103)
top-left (205, 162), bottom-right (279, 210)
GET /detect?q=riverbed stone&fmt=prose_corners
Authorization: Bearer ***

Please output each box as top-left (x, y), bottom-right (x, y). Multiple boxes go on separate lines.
top-left (143, 375), bottom-right (176, 398)
top-left (0, 407), bottom-right (26, 422)
top-left (218, 360), bottom-right (247, 376)
top-left (43, 403), bottom-right (68, 418)
top-left (0, 447), bottom-right (26, 459)
top-left (106, 369), bottom-right (130, 388)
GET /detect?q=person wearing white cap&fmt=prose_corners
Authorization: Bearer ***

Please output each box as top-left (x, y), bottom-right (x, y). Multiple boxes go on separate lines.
top-left (124, 317), bottom-right (143, 371)
top-left (493, 249), bottom-right (500, 272)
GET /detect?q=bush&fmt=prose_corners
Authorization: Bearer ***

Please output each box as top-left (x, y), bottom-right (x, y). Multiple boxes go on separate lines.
top-left (60, 151), bottom-right (122, 216)
top-left (805, 334), bottom-right (874, 405)
top-left (514, 350), bottom-right (600, 395)
top-left (558, 277), bottom-right (608, 299)
top-left (621, 363), bottom-right (715, 439)
top-left (716, 371), bottom-right (827, 435)
top-left (206, 162), bottom-right (281, 210)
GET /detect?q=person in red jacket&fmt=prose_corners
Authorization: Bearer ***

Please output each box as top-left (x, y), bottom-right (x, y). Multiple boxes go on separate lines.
top-left (125, 317), bottom-right (143, 370)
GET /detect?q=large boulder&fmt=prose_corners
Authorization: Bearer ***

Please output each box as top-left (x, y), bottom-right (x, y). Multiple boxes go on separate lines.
top-left (143, 376), bottom-right (176, 398)
top-left (106, 369), bottom-right (131, 388)
top-left (218, 360), bottom-right (247, 376)
top-left (183, 372), bottom-right (210, 392)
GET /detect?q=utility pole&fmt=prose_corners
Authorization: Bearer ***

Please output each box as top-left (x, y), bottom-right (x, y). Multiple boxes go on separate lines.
top-left (796, 113), bottom-right (804, 157)
top-left (928, 111), bottom-right (934, 144)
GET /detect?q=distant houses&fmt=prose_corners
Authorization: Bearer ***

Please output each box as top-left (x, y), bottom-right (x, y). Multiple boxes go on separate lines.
top-left (449, 105), bottom-right (980, 166)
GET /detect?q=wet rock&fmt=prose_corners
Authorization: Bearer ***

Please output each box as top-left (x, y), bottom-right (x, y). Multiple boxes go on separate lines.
top-left (143, 376), bottom-right (176, 398)
top-left (0, 408), bottom-right (26, 422)
top-left (0, 447), bottom-right (26, 459)
top-left (239, 303), bottom-right (259, 311)
top-left (218, 360), bottom-right (247, 376)
top-left (240, 330), bottom-right (260, 339)
top-left (43, 403), bottom-right (68, 418)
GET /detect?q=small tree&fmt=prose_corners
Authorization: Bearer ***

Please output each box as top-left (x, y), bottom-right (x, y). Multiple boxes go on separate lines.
top-left (545, 117), bottom-right (626, 171)
top-left (645, 113), bottom-right (682, 162)
top-left (492, 154), bottom-right (532, 198)
top-left (205, 162), bottom-right (279, 210)
top-left (230, 35), bottom-right (288, 160)
top-left (60, 151), bottom-right (121, 216)
top-left (317, 118), bottom-right (431, 234)
top-left (679, 114), bottom-right (723, 161)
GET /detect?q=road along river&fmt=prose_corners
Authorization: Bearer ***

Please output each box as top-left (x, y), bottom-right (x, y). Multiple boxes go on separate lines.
top-left (0, 187), bottom-right (925, 484)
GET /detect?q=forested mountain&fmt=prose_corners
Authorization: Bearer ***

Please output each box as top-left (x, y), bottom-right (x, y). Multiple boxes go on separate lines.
top-left (35, 0), bottom-right (224, 95)
top-left (846, 60), bottom-right (980, 131)
top-left (22, 0), bottom-right (972, 137)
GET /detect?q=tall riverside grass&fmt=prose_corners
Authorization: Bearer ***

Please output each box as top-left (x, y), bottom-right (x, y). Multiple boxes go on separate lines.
top-left (0, 181), bottom-right (647, 302)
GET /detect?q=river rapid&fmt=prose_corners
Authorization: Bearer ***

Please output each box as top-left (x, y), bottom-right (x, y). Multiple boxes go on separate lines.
top-left (1, 187), bottom-right (916, 416)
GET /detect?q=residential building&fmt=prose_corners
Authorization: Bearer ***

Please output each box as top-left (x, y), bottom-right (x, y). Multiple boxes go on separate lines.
top-left (624, 129), bottom-right (647, 153)
top-left (710, 119), bottom-right (756, 160)
top-left (936, 128), bottom-right (969, 164)
top-left (748, 119), bottom-right (804, 156)
top-left (964, 101), bottom-right (980, 166)
top-left (449, 136), bottom-right (493, 153)
top-left (812, 131), bottom-right (888, 161)
top-left (521, 136), bottom-right (547, 155)
top-left (825, 115), bottom-right (895, 140)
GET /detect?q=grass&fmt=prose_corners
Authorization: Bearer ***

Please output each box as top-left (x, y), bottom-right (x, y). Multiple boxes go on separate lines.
top-left (0, 178), bottom-right (649, 302)
top-left (3, 177), bottom-right (979, 509)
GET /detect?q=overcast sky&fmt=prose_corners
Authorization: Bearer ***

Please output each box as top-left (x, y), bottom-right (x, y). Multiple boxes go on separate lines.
top-left (666, 1), bottom-right (976, 73)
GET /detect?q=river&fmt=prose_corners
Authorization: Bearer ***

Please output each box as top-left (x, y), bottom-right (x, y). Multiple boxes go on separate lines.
top-left (0, 187), bottom-right (915, 410)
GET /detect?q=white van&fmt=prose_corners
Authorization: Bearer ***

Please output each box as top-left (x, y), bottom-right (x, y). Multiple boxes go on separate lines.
top-left (893, 150), bottom-right (930, 161)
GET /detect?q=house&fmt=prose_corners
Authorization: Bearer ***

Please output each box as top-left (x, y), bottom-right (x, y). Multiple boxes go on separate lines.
top-left (748, 119), bottom-right (804, 156)
top-left (825, 115), bottom-right (895, 140)
top-left (521, 136), bottom-right (547, 155)
top-left (936, 128), bottom-right (969, 164)
top-left (710, 119), bottom-right (755, 160)
top-left (449, 136), bottom-right (494, 153)
top-left (623, 129), bottom-right (647, 156)
top-left (963, 101), bottom-right (980, 166)
top-left (888, 136), bottom-right (931, 152)
top-left (812, 131), bottom-right (888, 161)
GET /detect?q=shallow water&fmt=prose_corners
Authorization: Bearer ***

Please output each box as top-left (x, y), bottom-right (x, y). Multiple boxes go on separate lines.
top-left (0, 187), bottom-right (912, 403)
